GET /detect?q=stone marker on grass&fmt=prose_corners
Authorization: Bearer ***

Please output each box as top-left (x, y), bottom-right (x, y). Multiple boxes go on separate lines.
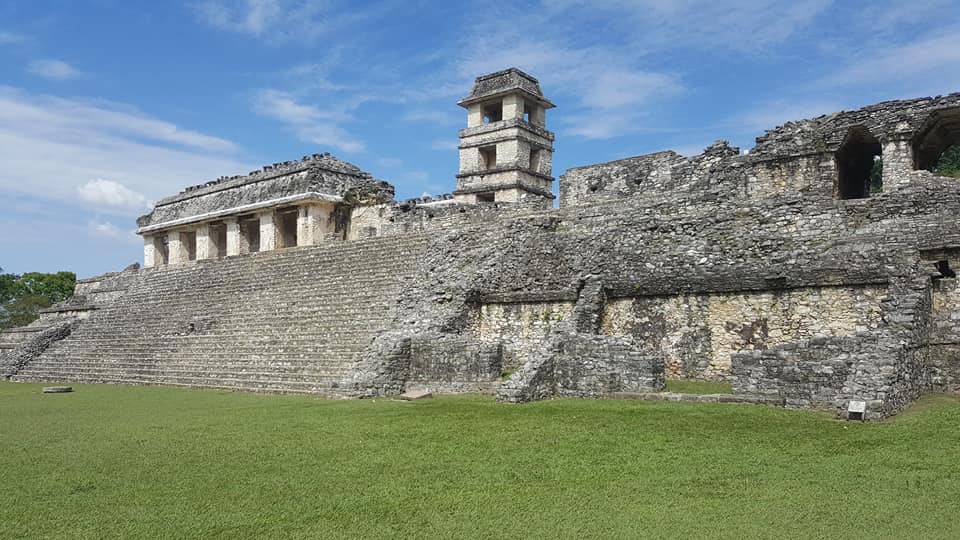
top-left (42, 386), bottom-right (73, 393)
top-left (399, 390), bottom-right (432, 401)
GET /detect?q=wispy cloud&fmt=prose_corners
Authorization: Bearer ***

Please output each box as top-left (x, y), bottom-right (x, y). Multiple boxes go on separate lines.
top-left (87, 220), bottom-right (139, 242)
top-left (818, 30), bottom-right (960, 92)
top-left (251, 89), bottom-right (364, 153)
top-left (193, 0), bottom-right (375, 44)
top-left (27, 59), bottom-right (82, 81)
top-left (0, 86), bottom-right (251, 215)
top-left (543, 0), bottom-right (832, 52)
top-left (0, 31), bottom-right (23, 44)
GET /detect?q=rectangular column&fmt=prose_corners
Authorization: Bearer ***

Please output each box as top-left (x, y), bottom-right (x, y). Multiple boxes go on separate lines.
top-left (167, 231), bottom-right (188, 264)
top-left (195, 224), bottom-right (213, 260)
top-left (259, 210), bottom-right (281, 252)
top-left (502, 94), bottom-right (523, 120)
top-left (882, 139), bottom-right (914, 191)
top-left (225, 218), bottom-right (244, 256)
top-left (143, 235), bottom-right (158, 268)
top-left (296, 204), bottom-right (332, 246)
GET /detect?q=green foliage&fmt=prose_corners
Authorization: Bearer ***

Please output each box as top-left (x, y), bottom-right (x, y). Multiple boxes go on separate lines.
top-left (934, 144), bottom-right (960, 178)
top-left (0, 269), bottom-right (75, 328)
top-left (869, 156), bottom-right (883, 193)
top-left (2, 384), bottom-right (960, 538)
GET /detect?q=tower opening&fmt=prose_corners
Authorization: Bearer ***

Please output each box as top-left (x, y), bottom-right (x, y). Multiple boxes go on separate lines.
top-left (913, 107), bottom-right (960, 173)
top-left (530, 148), bottom-right (542, 172)
top-left (836, 126), bottom-right (881, 200)
top-left (482, 101), bottom-right (502, 124)
top-left (480, 146), bottom-right (497, 170)
top-left (277, 209), bottom-right (299, 248)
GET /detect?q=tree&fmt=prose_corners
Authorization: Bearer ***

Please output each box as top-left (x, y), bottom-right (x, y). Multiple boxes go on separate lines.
top-left (934, 144), bottom-right (960, 179)
top-left (0, 268), bottom-right (76, 329)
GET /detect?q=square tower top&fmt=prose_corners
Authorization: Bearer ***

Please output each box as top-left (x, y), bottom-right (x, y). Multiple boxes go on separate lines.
top-left (458, 68), bottom-right (555, 109)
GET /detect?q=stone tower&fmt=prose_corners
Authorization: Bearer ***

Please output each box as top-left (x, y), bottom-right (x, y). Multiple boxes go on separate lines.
top-left (454, 68), bottom-right (556, 207)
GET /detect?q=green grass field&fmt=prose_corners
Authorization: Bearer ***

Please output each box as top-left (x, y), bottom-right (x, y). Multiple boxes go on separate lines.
top-left (2, 383), bottom-right (959, 539)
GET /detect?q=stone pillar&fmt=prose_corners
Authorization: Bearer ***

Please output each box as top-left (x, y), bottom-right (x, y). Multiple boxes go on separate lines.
top-left (167, 231), bottom-right (188, 264)
top-left (195, 223), bottom-right (215, 260)
top-left (225, 218), bottom-right (243, 256)
top-left (143, 235), bottom-right (158, 268)
top-left (259, 210), bottom-right (281, 252)
top-left (882, 138), bottom-right (915, 191)
top-left (502, 94), bottom-right (523, 120)
top-left (297, 204), bottom-right (331, 246)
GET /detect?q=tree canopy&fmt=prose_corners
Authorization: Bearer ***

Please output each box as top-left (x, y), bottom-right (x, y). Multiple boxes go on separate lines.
top-left (0, 268), bottom-right (76, 329)
top-left (934, 144), bottom-right (960, 178)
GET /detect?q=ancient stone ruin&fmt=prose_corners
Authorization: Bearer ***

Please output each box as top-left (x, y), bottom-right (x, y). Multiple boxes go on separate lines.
top-left (3, 68), bottom-right (960, 419)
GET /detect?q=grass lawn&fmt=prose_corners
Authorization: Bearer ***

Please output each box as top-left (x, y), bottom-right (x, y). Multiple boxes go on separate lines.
top-left (663, 379), bottom-right (733, 394)
top-left (1, 383), bottom-right (959, 539)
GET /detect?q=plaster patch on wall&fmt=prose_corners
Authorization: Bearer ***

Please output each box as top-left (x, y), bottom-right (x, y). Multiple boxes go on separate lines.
top-left (601, 285), bottom-right (885, 380)
top-left (465, 301), bottom-right (575, 370)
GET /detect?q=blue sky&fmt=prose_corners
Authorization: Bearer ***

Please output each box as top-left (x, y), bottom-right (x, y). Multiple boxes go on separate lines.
top-left (2, 0), bottom-right (959, 278)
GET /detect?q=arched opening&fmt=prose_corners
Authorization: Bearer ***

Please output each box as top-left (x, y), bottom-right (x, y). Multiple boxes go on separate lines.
top-left (912, 108), bottom-right (960, 174)
top-left (836, 126), bottom-right (882, 199)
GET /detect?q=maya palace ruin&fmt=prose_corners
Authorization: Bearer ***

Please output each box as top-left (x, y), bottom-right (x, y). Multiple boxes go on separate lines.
top-left (3, 68), bottom-right (960, 419)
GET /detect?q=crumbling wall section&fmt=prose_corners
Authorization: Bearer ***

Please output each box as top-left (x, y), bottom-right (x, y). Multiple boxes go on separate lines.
top-left (601, 285), bottom-right (886, 380)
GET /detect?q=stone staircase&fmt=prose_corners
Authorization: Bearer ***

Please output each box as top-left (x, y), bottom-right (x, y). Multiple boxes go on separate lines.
top-left (12, 234), bottom-right (429, 395)
top-left (1, 317), bottom-right (72, 376)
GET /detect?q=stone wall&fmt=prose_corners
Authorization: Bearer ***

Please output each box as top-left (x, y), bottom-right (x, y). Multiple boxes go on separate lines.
top-left (601, 285), bottom-right (886, 380)
top-left (927, 276), bottom-right (960, 390)
top-left (464, 301), bottom-right (574, 370)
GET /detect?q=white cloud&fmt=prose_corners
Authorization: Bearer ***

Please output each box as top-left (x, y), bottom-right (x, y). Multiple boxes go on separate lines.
top-left (819, 31), bottom-right (960, 91)
top-left (88, 220), bottom-right (138, 242)
top-left (252, 89), bottom-right (348, 124)
top-left (0, 86), bottom-right (252, 215)
top-left (729, 100), bottom-right (841, 132)
top-left (251, 89), bottom-right (364, 153)
top-left (27, 59), bottom-right (82, 81)
top-left (296, 124), bottom-right (365, 153)
top-left (456, 37), bottom-right (683, 140)
top-left (193, 0), bottom-right (372, 44)
top-left (77, 179), bottom-right (149, 211)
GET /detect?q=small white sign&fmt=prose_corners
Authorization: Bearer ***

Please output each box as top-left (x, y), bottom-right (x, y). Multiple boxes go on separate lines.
top-left (848, 400), bottom-right (867, 413)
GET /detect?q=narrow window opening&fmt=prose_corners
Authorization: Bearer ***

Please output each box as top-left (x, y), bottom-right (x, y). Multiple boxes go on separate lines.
top-left (184, 231), bottom-right (197, 261)
top-left (156, 236), bottom-right (169, 265)
top-left (479, 145), bottom-right (497, 170)
top-left (278, 209), bottom-right (298, 248)
top-left (476, 192), bottom-right (495, 203)
top-left (530, 148), bottom-right (542, 172)
top-left (242, 218), bottom-right (260, 253)
top-left (482, 101), bottom-right (502, 124)
top-left (836, 126), bottom-right (881, 199)
top-left (212, 222), bottom-right (227, 259)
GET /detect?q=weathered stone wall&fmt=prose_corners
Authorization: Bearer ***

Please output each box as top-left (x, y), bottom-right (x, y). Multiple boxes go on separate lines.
top-left (561, 94), bottom-right (960, 208)
top-left (601, 285), bottom-right (885, 380)
top-left (927, 276), bottom-right (960, 390)
top-left (464, 301), bottom-right (574, 370)
top-left (405, 334), bottom-right (503, 393)
top-left (497, 333), bottom-right (664, 402)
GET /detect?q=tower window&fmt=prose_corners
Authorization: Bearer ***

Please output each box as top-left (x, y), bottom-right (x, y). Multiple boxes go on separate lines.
top-left (530, 149), bottom-right (542, 172)
top-left (476, 192), bottom-right (495, 203)
top-left (482, 101), bottom-right (502, 124)
top-left (479, 146), bottom-right (497, 170)
top-left (913, 107), bottom-right (960, 173)
top-left (836, 126), bottom-right (881, 200)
